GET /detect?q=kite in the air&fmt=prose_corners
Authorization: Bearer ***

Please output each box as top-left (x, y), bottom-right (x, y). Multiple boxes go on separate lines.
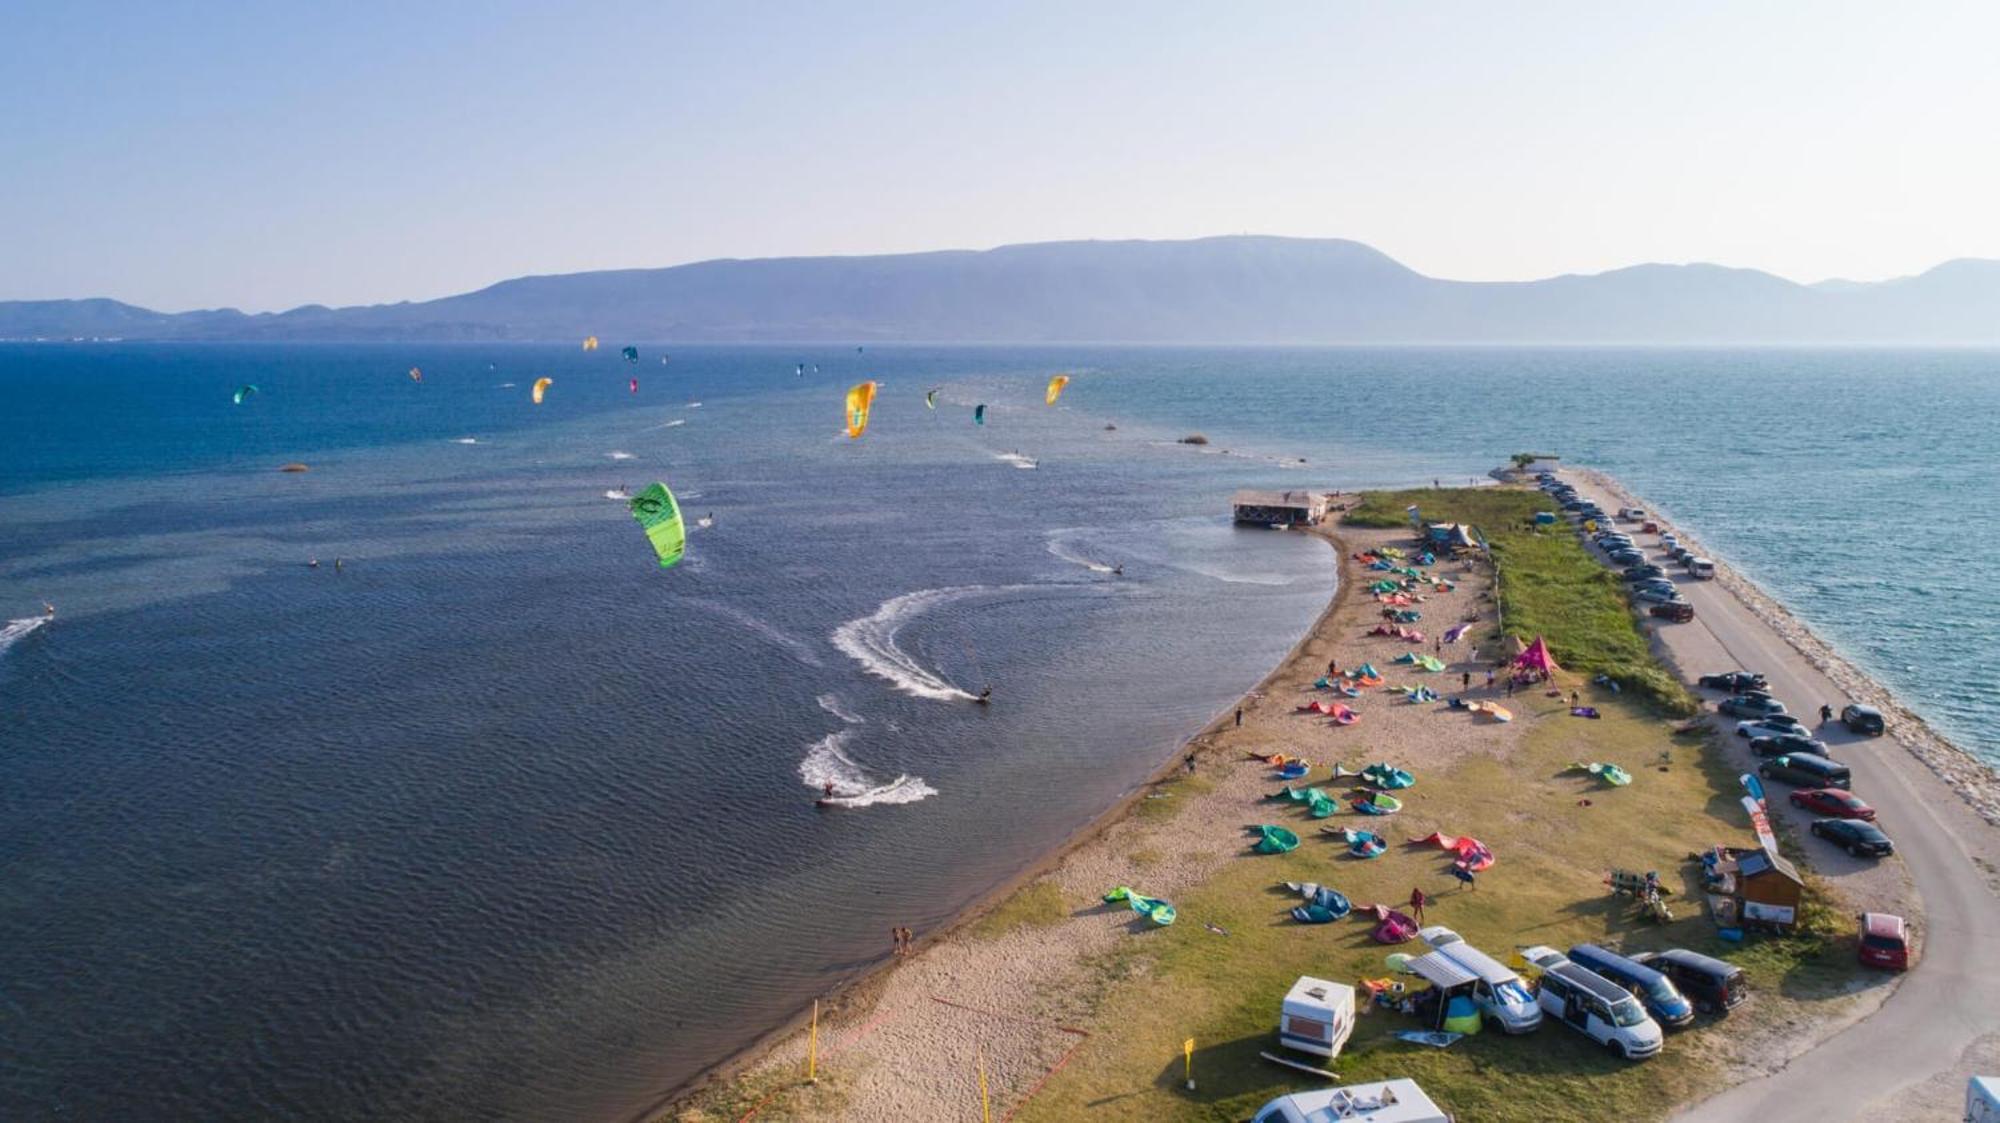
top-left (846, 380), bottom-right (878, 438)
top-left (622, 346), bottom-right (638, 364)
top-left (925, 387), bottom-right (939, 410)
top-left (233, 384), bottom-right (259, 405)
top-left (628, 481), bottom-right (685, 568)
top-left (974, 403), bottom-right (986, 425)
top-left (582, 336), bottom-right (599, 351)
top-left (532, 377), bottom-right (554, 404)
top-left (1045, 374), bottom-right (1070, 405)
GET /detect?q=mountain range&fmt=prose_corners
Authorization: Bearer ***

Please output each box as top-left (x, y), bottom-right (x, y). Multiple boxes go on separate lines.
top-left (8, 236), bottom-right (2000, 344)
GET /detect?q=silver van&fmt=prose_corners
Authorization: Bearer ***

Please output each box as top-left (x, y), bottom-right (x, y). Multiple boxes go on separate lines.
top-left (1688, 557), bottom-right (1716, 579)
top-left (1520, 945), bottom-right (1663, 1060)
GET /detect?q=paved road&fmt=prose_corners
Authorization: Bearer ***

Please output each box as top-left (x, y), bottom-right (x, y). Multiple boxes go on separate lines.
top-left (1558, 476), bottom-right (2000, 1121)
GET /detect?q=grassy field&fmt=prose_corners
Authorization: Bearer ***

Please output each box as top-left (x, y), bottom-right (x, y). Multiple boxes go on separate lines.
top-left (1015, 690), bottom-right (1855, 1123)
top-left (1347, 488), bottom-right (1694, 714)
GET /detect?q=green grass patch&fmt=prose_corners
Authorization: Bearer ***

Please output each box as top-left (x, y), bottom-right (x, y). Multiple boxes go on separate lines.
top-left (1347, 488), bottom-right (1694, 715)
top-left (1013, 690), bottom-right (1858, 1122)
top-left (1137, 774), bottom-right (1215, 822)
top-left (970, 879), bottom-right (1070, 940)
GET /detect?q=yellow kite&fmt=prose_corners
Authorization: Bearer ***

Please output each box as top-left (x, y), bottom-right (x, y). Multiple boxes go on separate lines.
top-left (582, 336), bottom-right (599, 351)
top-left (532, 377), bottom-right (554, 404)
top-left (845, 380), bottom-right (878, 438)
top-left (1045, 374), bottom-right (1070, 405)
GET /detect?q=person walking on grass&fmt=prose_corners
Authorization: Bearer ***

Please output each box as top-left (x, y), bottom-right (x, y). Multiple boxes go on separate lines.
top-left (1409, 886), bottom-right (1428, 925)
top-left (1449, 865), bottom-right (1477, 892)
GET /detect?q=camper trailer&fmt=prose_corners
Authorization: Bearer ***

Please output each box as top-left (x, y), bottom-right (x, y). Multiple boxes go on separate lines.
top-left (1278, 976), bottom-right (1356, 1059)
top-left (1252, 1079), bottom-right (1452, 1123)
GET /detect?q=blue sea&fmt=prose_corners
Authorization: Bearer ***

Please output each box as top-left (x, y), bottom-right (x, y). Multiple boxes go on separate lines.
top-left (3, 344), bottom-right (1996, 1120)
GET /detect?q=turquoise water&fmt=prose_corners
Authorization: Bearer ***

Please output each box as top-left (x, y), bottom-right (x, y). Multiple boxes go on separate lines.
top-left (1, 343), bottom-right (1994, 1120)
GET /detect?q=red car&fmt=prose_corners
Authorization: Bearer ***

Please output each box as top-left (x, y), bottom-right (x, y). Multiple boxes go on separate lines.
top-left (1858, 912), bottom-right (1910, 970)
top-left (1790, 788), bottom-right (1875, 820)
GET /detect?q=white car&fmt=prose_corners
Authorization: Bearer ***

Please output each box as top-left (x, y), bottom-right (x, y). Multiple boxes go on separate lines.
top-left (1737, 716), bottom-right (1809, 739)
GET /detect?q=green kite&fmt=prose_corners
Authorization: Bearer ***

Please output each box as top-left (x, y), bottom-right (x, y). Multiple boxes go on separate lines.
top-left (629, 481), bottom-right (686, 568)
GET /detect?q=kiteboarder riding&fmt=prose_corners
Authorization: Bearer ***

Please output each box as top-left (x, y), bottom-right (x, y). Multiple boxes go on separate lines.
top-left (976, 686), bottom-right (992, 705)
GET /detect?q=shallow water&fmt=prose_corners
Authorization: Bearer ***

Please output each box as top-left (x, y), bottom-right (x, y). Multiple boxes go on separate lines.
top-left (2, 343), bottom-right (1995, 1119)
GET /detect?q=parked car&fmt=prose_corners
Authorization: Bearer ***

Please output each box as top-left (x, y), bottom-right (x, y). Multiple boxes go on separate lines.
top-left (1688, 558), bottom-right (1717, 579)
top-left (1720, 694), bottom-right (1787, 718)
top-left (1700, 671), bottom-right (1767, 692)
top-left (1566, 944), bottom-right (1695, 1029)
top-left (1642, 520), bottom-right (1660, 534)
top-left (1857, 912), bottom-right (1910, 970)
top-left (1660, 534), bottom-right (1680, 551)
top-left (1736, 714), bottom-right (1808, 739)
top-left (1673, 547), bottom-right (1697, 565)
top-left (1749, 733), bottom-right (1831, 758)
top-left (1759, 752), bottom-right (1851, 789)
top-left (1629, 949), bottom-right (1748, 1016)
top-left (1251, 1080), bottom-right (1452, 1123)
top-left (1649, 602), bottom-right (1695, 622)
top-left (1841, 703), bottom-right (1886, 736)
top-left (1624, 564), bottom-right (1667, 581)
top-left (1812, 817), bottom-right (1893, 857)
top-left (1596, 535), bottom-right (1635, 549)
top-left (1417, 926), bottom-right (1543, 1033)
top-left (1619, 507), bottom-right (1646, 520)
top-left (1517, 946), bottom-right (1663, 1060)
top-left (1789, 787), bottom-right (1875, 819)
top-left (1609, 551), bottom-right (1649, 567)
top-left (1633, 587), bottom-right (1686, 606)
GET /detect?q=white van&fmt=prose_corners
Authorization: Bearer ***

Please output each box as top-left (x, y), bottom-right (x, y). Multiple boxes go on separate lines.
top-left (1418, 926), bottom-right (1543, 1033)
top-left (1519, 946), bottom-right (1663, 1060)
top-left (1252, 1079), bottom-right (1451, 1123)
top-left (1688, 557), bottom-right (1716, 579)
top-left (1619, 507), bottom-right (1646, 520)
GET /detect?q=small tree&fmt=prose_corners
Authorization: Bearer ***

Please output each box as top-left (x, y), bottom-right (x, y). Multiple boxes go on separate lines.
top-left (1510, 452), bottom-right (1536, 469)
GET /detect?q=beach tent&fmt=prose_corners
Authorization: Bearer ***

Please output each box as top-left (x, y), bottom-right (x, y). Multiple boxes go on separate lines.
top-left (1514, 636), bottom-right (1560, 675)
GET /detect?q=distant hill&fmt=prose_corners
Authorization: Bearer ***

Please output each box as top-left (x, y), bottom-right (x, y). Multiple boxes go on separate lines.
top-left (9, 236), bottom-right (2000, 343)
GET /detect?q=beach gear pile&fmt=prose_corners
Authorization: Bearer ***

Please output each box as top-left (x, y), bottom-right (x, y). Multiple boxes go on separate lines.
top-left (1276, 759), bottom-right (1310, 780)
top-left (1417, 830), bottom-right (1496, 871)
top-left (1350, 790), bottom-right (1403, 815)
top-left (1284, 881), bottom-right (1352, 924)
top-left (1252, 824), bottom-right (1301, 854)
top-left (1103, 885), bottom-right (1177, 926)
top-left (1398, 685), bottom-right (1439, 703)
top-left (1333, 827), bottom-right (1387, 859)
top-left (1360, 763), bottom-right (1416, 790)
top-left (1567, 761), bottom-right (1633, 786)
top-left (1272, 784), bottom-right (1339, 819)
top-left (1354, 902), bottom-right (1418, 943)
top-left (1314, 676), bottom-right (1363, 696)
top-left (1296, 700), bottom-right (1358, 724)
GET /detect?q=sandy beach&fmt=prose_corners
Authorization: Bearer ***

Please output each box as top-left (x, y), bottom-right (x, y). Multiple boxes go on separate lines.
top-left (669, 478), bottom-right (2000, 1123)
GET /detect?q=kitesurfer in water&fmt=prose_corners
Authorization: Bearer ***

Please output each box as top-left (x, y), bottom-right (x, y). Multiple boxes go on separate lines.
top-left (823, 780), bottom-right (836, 799)
top-left (42, 602), bottom-right (56, 617)
top-left (1112, 565), bottom-right (1123, 576)
top-left (976, 686), bottom-right (992, 705)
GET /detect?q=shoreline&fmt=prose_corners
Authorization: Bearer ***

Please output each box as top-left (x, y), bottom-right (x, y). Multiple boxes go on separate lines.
top-left (649, 520), bottom-right (1355, 1118)
top-left (1576, 468), bottom-right (2000, 827)
top-left (669, 475), bottom-right (1999, 1121)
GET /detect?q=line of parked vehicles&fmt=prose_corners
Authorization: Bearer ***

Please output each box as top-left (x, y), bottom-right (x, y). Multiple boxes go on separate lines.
top-left (1536, 474), bottom-right (1712, 623)
top-left (1416, 925), bottom-right (1746, 1061)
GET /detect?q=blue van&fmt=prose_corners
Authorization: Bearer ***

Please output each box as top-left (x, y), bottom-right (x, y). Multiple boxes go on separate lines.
top-left (1567, 944), bottom-right (1695, 1029)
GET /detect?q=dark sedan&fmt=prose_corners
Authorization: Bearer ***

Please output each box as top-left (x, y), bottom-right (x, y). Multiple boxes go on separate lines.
top-left (1609, 548), bottom-right (1648, 566)
top-left (1811, 818), bottom-right (1894, 857)
top-left (1720, 695), bottom-right (1787, 718)
top-left (1624, 565), bottom-right (1668, 582)
top-left (1790, 788), bottom-right (1875, 820)
top-left (1700, 671), bottom-right (1768, 692)
top-left (1750, 733), bottom-right (1831, 758)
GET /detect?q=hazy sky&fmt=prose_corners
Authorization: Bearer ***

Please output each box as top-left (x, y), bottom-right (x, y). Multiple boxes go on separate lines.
top-left (5, 1), bottom-right (1997, 311)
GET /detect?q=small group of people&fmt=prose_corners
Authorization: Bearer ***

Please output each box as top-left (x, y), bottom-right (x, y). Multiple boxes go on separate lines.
top-left (889, 925), bottom-right (916, 956)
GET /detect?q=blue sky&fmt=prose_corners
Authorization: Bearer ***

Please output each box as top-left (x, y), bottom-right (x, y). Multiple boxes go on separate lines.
top-left (4, 1), bottom-right (1996, 310)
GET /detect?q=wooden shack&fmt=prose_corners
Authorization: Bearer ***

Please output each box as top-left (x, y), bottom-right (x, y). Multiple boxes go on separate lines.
top-left (1232, 489), bottom-right (1327, 527)
top-left (1705, 846), bottom-right (1804, 931)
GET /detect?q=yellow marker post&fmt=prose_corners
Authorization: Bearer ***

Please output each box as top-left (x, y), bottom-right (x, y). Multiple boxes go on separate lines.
top-left (977, 1044), bottom-right (991, 1123)
top-left (1183, 1037), bottom-right (1196, 1090)
top-left (807, 999), bottom-right (819, 1084)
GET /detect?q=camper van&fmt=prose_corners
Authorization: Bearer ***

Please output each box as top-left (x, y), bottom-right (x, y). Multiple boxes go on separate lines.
top-left (1688, 557), bottom-right (1717, 579)
top-left (1252, 1079), bottom-right (1452, 1123)
top-left (1418, 927), bottom-right (1543, 1033)
top-left (1278, 976), bottom-right (1355, 1059)
top-left (1519, 946), bottom-right (1664, 1060)
top-left (1566, 944), bottom-right (1695, 1029)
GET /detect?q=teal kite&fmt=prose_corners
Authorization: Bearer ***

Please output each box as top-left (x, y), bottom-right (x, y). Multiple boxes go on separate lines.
top-left (621, 345), bottom-right (639, 364)
top-left (233, 384), bottom-right (259, 405)
top-left (973, 403), bottom-right (986, 425)
top-left (925, 387), bottom-right (939, 410)
top-left (629, 481), bottom-right (686, 568)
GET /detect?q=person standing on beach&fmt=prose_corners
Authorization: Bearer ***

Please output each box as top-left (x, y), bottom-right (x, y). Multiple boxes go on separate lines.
top-left (1234, 707), bottom-right (1243, 728)
top-left (1184, 752), bottom-right (1197, 775)
top-left (1462, 671), bottom-right (1472, 690)
top-left (891, 927), bottom-right (902, 957)
top-left (1485, 669), bottom-right (1495, 690)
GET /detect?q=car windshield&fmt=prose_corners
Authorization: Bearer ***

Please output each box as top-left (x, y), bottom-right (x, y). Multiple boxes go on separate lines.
top-left (1645, 979), bottom-right (1683, 1008)
top-left (1610, 998), bottom-right (1649, 1027)
top-left (1493, 980), bottom-right (1533, 1006)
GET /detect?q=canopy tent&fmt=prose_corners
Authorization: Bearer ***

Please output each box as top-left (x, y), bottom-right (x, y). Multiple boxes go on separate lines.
top-left (1514, 636), bottom-right (1560, 675)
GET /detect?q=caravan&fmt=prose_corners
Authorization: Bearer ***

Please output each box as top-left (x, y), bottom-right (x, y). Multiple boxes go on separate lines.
top-left (1252, 1079), bottom-right (1452, 1123)
top-left (1278, 976), bottom-right (1356, 1059)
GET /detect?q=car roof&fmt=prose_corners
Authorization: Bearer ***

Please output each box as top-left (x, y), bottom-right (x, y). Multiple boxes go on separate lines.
top-left (1861, 912), bottom-right (1905, 937)
top-left (1547, 961), bottom-right (1640, 1005)
top-left (1846, 704), bottom-right (1882, 716)
top-left (1649, 948), bottom-right (1742, 976)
